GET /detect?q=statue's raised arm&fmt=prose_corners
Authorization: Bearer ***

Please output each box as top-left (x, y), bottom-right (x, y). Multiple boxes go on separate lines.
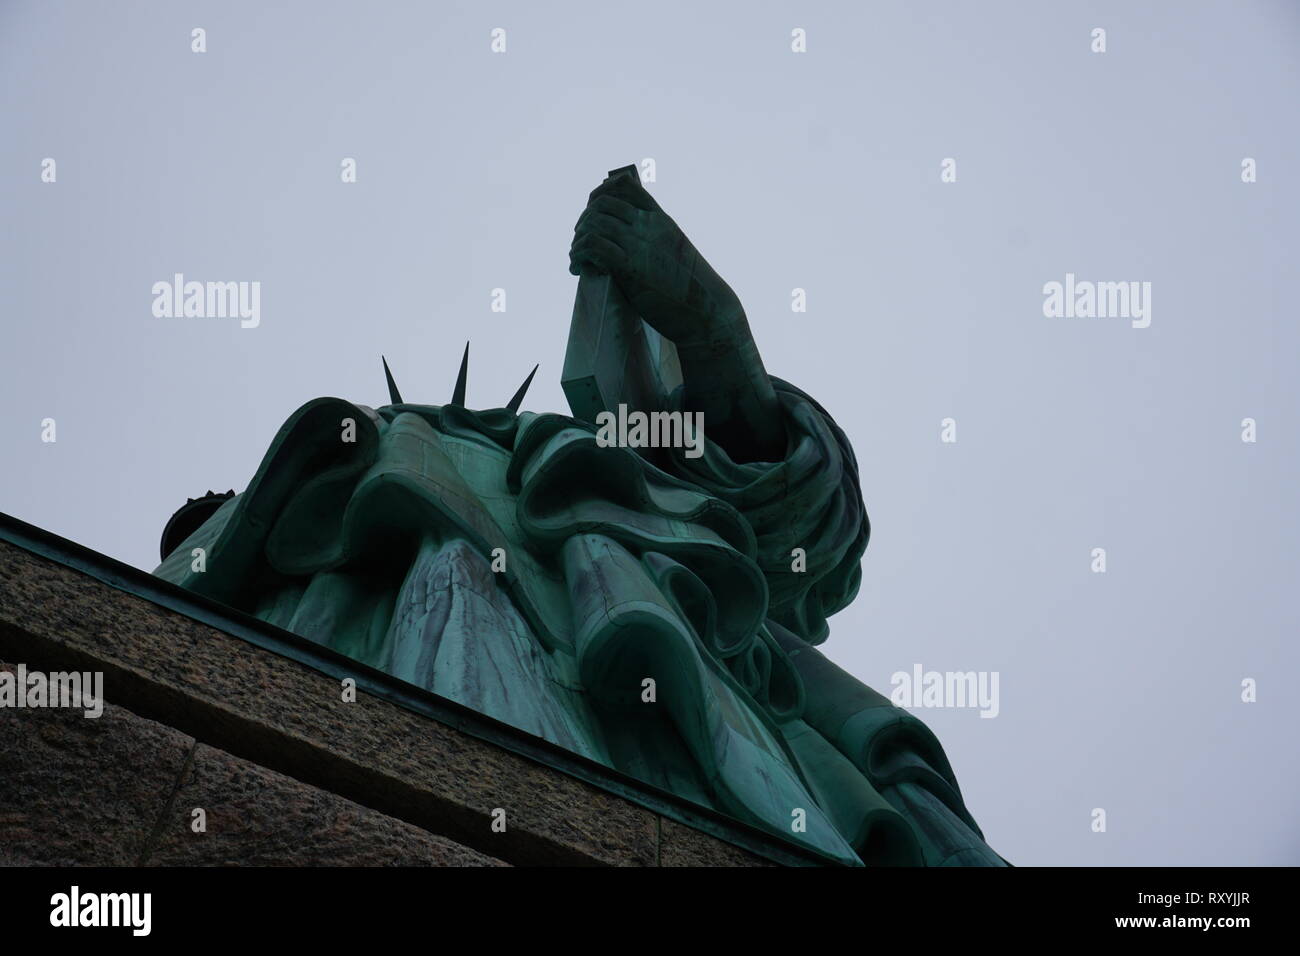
top-left (568, 168), bottom-right (786, 463)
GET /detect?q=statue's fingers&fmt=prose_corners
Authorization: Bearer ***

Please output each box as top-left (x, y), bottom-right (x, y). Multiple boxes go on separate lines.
top-left (572, 206), bottom-right (607, 235)
top-left (573, 211), bottom-right (636, 252)
top-left (572, 197), bottom-right (637, 238)
top-left (587, 173), bottom-right (657, 212)
top-left (583, 194), bottom-right (639, 225)
top-left (568, 232), bottom-right (628, 277)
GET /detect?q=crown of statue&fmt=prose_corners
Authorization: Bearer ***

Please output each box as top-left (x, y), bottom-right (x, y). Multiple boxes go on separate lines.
top-left (381, 343), bottom-right (538, 413)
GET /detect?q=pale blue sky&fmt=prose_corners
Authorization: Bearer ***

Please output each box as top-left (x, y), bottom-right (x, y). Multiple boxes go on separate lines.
top-left (3, 0), bottom-right (1297, 865)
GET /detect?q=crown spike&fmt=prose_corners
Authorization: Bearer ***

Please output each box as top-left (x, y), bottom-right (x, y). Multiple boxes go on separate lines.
top-left (450, 342), bottom-right (469, 406)
top-left (506, 364), bottom-right (539, 413)
top-left (382, 355), bottom-right (404, 405)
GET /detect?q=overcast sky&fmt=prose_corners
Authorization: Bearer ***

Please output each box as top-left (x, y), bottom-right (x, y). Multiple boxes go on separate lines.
top-left (3, 0), bottom-right (1298, 865)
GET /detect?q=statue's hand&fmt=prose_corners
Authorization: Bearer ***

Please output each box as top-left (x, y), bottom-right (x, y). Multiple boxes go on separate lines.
top-left (568, 172), bottom-right (743, 349)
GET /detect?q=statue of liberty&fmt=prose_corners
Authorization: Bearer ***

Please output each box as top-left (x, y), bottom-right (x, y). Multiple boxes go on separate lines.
top-left (155, 166), bottom-right (1006, 866)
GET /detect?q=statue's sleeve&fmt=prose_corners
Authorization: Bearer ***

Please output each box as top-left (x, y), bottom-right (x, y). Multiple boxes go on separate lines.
top-left (664, 376), bottom-right (868, 645)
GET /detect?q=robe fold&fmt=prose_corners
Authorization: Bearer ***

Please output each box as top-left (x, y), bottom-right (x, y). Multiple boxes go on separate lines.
top-left (155, 377), bottom-right (1005, 866)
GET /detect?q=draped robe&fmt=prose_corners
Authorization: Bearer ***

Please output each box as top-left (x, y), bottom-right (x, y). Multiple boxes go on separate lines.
top-left (155, 377), bottom-right (1005, 866)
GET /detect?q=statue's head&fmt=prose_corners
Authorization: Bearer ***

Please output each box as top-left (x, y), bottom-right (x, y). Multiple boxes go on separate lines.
top-left (160, 489), bottom-right (234, 561)
top-left (159, 344), bottom-right (539, 561)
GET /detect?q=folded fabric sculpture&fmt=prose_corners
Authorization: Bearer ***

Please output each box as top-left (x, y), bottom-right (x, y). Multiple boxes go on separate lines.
top-left (155, 376), bottom-right (1005, 866)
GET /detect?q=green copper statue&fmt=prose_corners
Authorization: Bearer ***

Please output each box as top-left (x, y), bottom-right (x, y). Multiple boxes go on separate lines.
top-left (155, 166), bottom-right (1005, 867)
